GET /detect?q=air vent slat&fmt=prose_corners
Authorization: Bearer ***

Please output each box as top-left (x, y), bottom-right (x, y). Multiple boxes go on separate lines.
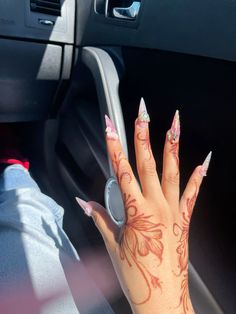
top-left (30, 0), bottom-right (61, 16)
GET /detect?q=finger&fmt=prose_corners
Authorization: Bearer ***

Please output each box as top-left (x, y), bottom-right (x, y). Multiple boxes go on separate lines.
top-left (162, 110), bottom-right (180, 208)
top-left (105, 115), bottom-right (142, 200)
top-left (76, 198), bottom-right (117, 248)
top-left (134, 98), bottom-right (163, 200)
top-left (180, 152), bottom-right (212, 219)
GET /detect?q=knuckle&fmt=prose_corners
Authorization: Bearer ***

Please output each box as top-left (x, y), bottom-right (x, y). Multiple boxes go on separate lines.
top-left (140, 158), bottom-right (157, 176)
top-left (119, 160), bottom-right (130, 174)
top-left (163, 172), bottom-right (180, 186)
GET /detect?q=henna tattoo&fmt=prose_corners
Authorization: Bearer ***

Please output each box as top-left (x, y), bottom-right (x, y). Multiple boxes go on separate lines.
top-left (119, 193), bottom-right (164, 304)
top-left (175, 272), bottom-right (194, 314)
top-left (137, 129), bottom-right (152, 160)
top-left (169, 141), bottom-right (179, 168)
top-left (173, 184), bottom-right (198, 313)
top-left (112, 152), bottom-right (132, 185)
top-left (173, 183), bottom-right (198, 276)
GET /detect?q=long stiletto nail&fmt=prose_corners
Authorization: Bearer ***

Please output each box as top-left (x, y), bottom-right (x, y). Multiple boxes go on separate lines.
top-left (137, 98), bottom-right (150, 126)
top-left (75, 197), bottom-right (93, 217)
top-left (105, 115), bottom-right (119, 140)
top-left (199, 152), bottom-right (212, 177)
top-left (167, 110), bottom-right (180, 143)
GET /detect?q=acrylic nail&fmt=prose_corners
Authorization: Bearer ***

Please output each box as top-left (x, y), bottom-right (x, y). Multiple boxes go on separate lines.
top-left (199, 151), bottom-right (212, 177)
top-left (75, 197), bottom-right (93, 217)
top-left (137, 98), bottom-right (150, 127)
top-left (167, 110), bottom-right (180, 143)
top-left (105, 115), bottom-right (119, 140)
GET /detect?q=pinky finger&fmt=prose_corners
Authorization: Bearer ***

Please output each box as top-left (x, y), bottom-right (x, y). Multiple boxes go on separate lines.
top-left (180, 152), bottom-right (212, 218)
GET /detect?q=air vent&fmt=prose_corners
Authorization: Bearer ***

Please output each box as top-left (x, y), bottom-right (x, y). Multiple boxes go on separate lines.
top-left (30, 0), bottom-right (61, 16)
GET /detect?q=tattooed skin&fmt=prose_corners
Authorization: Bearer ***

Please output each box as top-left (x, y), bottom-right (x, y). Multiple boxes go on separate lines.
top-left (175, 273), bottom-right (194, 314)
top-left (112, 151), bottom-right (165, 304)
top-left (137, 129), bottom-right (152, 160)
top-left (119, 193), bottom-right (164, 304)
top-left (169, 141), bottom-right (179, 169)
top-left (112, 152), bottom-right (132, 185)
top-left (173, 183), bottom-right (198, 276)
top-left (173, 183), bottom-right (198, 313)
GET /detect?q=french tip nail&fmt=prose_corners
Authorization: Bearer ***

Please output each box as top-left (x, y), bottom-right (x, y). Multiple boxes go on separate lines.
top-left (168, 109), bottom-right (180, 142)
top-left (139, 97), bottom-right (147, 115)
top-left (104, 115), bottom-right (118, 139)
top-left (174, 109), bottom-right (180, 122)
top-left (105, 114), bottom-right (111, 125)
top-left (201, 151), bottom-right (212, 177)
top-left (138, 97), bottom-right (150, 123)
top-left (105, 115), bottom-right (117, 130)
top-left (75, 197), bottom-right (93, 217)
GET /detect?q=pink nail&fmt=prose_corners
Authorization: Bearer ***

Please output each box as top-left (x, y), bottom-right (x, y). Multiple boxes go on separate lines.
top-left (167, 110), bottom-right (180, 143)
top-left (75, 197), bottom-right (93, 217)
top-left (137, 98), bottom-right (150, 126)
top-left (105, 115), bottom-right (119, 140)
top-left (199, 152), bottom-right (212, 177)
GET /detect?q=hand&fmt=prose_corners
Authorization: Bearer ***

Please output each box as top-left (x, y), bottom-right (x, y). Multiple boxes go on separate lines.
top-left (76, 99), bottom-right (211, 314)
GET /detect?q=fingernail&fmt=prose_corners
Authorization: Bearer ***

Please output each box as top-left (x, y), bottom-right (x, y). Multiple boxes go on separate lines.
top-left (105, 115), bottom-right (119, 140)
top-left (167, 110), bottom-right (180, 143)
top-left (75, 197), bottom-right (93, 217)
top-left (137, 98), bottom-right (150, 127)
top-left (199, 151), bottom-right (212, 177)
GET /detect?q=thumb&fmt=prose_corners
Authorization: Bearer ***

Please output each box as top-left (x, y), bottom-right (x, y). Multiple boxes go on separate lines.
top-left (75, 198), bottom-right (117, 247)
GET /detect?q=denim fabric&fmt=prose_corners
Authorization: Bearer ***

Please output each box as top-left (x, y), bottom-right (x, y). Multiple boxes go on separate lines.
top-left (0, 165), bottom-right (114, 314)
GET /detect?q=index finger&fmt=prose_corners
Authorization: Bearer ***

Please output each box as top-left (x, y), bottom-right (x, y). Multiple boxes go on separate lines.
top-left (105, 115), bottom-right (142, 202)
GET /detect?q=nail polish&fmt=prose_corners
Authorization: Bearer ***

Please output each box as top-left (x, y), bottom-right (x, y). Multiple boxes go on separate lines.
top-left (75, 197), bottom-right (93, 217)
top-left (137, 98), bottom-right (150, 126)
top-left (167, 110), bottom-right (180, 143)
top-left (200, 152), bottom-right (212, 177)
top-left (105, 115), bottom-right (119, 140)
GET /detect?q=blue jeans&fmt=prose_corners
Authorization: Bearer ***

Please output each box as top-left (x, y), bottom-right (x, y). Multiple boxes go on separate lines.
top-left (0, 165), bottom-right (114, 314)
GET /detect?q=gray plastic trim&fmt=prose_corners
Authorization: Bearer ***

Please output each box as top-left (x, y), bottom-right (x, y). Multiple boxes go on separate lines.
top-left (0, 0), bottom-right (75, 44)
top-left (189, 263), bottom-right (224, 314)
top-left (0, 39), bottom-right (62, 122)
top-left (81, 46), bottom-right (128, 175)
top-left (61, 45), bottom-right (74, 80)
top-left (76, 0), bottom-right (236, 62)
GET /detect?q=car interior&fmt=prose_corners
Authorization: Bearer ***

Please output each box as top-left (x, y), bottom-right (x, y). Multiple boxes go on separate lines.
top-left (0, 0), bottom-right (235, 313)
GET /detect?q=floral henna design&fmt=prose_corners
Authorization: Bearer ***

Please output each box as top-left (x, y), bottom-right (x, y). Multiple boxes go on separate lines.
top-left (173, 183), bottom-right (198, 276)
top-left (175, 272), bottom-right (194, 314)
top-left (112, 152), bottom-right (132, 185)
top-left (119, 193), bottom-right (165, 304)
top-left (174, 154), bottom-right (212, 312)
top-left (173, 184), bottom-right (198, 313)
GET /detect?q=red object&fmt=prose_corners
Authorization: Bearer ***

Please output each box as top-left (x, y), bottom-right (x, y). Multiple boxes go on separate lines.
top-left (0, 158), bottom-right (30, 170)
top-left (0, 124), bottom-right (30, 170)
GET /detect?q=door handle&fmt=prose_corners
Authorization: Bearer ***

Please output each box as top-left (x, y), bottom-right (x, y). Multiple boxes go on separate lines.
top-left (112, 1), bottom-right (141, 20)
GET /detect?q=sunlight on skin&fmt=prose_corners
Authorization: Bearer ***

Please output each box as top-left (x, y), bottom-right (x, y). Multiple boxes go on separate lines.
top-left (76, 99), bottom-right (212, 314)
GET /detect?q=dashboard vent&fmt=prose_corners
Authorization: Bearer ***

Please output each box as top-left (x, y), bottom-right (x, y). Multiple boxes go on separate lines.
top-left (30, 0), bottom-right (61, 16)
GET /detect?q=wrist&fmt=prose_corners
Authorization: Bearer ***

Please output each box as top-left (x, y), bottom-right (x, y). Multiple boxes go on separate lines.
top-left (128, 280), bottom-right (195, 314)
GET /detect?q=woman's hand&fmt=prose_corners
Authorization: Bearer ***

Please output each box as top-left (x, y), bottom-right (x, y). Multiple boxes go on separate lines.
top-left (76, 99), bottom-right (211, 314)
